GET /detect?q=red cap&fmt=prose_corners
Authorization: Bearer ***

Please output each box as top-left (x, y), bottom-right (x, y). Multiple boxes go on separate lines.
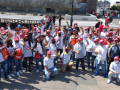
top-left (72, 26), bottom-right (75, 29)
top-left (106, 32), bottom-right (110, 37)
top-left (99, 40), bottom-right (104, 43)
top-left (78, 37), bottom-right (82, 41)
top-left (0, 27), bottom-right (4, 30)
top-left (58, 31), bottom-right (61, 34)
top-left (114, 56), bottom-right (119, 60)
top-left (42, 21), bottom-right (45, 24)
top-left (74, 23), bottom-right (77, 25)
top-left (103, 27), bottom-right (106, 29)
top-left (115, 28), bottom-right (119, 30)
top-left (24, 35), bottom-right (29, 38)
top-left (65, 47), bottom-right (69, 50)
top-left (114, 38), bottom-right (118, 41)
top-left (51, 38), bottom-right (55, 41)
top-left (46, 30), bottom-right (50, 33)
top-left (37, 30), bottom-right (41, 33)
top-left (19, 33), bottom-right (23, 36)
top-left (88, 33), bottom-right (92, 36)
top-left (34, 27), bottom-right (36, 30)
top-left (96, 28), bottom-right (99, 31)
top-left (85, 27), bottom-right (88, 30)
top-left (94, 38), bottom-right (98, 42)
top-left (25, 29), bottom-right (29, 32)
top-left (47, 51), bottom-right (52, 55)
top-left (17, 27), bottom-right (20, 30)
top-left (1, 30), bottom-right (6, 34)
top-left (110, 31), bottom-right (113, 34)
top-left (14, 36), bottom-right (19, 41)
top-left (57, 26), bottom-right (61, 30)
top-left (45, 15), bottom-right (47, 18)
top-left (117, 36), bottom-right (120, 39)
top-left (94, 32), bottom-right (96, 35)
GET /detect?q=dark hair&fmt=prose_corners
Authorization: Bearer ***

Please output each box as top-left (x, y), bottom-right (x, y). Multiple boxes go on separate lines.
top-left (34, 37), bottom-right (43, 49)
top-left (24, 37), bottom-right (31, 47)
top-left (7, 39), bottom-right (13, 48)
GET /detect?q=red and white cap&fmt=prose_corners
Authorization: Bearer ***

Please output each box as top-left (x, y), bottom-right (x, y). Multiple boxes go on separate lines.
top-left (58, 31), bottom-right (61, 34)
top-left (14, 36), bottom-right (19, 41)
top-left (117, 36), bottom-right (120, 39)
top-left (24, 35), bottom-right (29, 38)
top-left (106, 32), bottom-right (110, 37)
top-left (94, 38), bottom-right (98, 42)
top-left (72, 26), bottom-right (75, 29)
top-left (51, 38), bottom-right (55, 41)
top-left (65, 47), bottom-right (69, 50)
top-left (19, 33), bottom-right (23, 36)
top-left (114, 38), bottom-right (118, 41)
top-left (25, 29), bottom-right (29, 32)
top-left (99, 40), bottom-right (104, 43)
top-left (96, 28), bottom-right (99, 31)
top-left (57, 26), bottom-right (61, 30)
top-left (74, 23), bottom-right (78, 25)
top-left (46, 30), bottom-right (50, 33)
top-left (0, 27), bottom-right (5, 30)
top-left (34, 27), bottom-right (36, 30)
top-left (78, 37), bottom-right (82, 41)
top-left (1, 30), bottom-right (6, 34)
top-left (85, 27), bottom-right (88, 30)
top-left (110, 31), bottom-right (113, 34)
top-left (47, 51), bottom-right (52, 55)
top-left (103, 27), bottom-right (106, 29)
top-left (88, 33), bottom-right (92, 36)
top-left (37, 30), bottom-right (41, 33)
top-left (114, 56), bottom-right (119, 61)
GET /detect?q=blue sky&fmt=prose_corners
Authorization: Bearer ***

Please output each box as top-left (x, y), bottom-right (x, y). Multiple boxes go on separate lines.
top-left (98, 0), bottom-right (120, 6)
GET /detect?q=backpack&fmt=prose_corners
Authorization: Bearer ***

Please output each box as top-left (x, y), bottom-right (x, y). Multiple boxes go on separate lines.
top-left (0, 44), bottom-right (8, 60)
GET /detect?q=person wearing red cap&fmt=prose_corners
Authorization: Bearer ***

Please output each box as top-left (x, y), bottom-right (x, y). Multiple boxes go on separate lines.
top-left (74, 37), bottom-right (86, 71)
top-left (100, 27), bottom-right (107, 39)
top-left (44, 15), bottom-right (47, 23)
top-left (89, 38), bottom-right (99, 71)
top-left (60, 47), bottom-right (73, 72)
top-left (23, 35), bottom-right (32, 72)
top-left (105, 16), bottom-right (109, 24)
top-left (1, 30), bottom-right (7, 40)
top-left (31, 25), bottom-right (37, 43)
top-left (55, 31), bottom-right (63, 55)
top-left (107, 56), bottom-right (120, 84)
top-left (99, 22), bottom-right (104, 33)
top-left (44, 50), bottom-right (58, 80)
top-left (108, 38), bottom-right (119, 69)
top-left (94, 39), bottom-right (111, 78)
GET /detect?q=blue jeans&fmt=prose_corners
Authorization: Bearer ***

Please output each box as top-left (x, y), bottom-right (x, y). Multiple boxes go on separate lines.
top-left (35, 54), bottom-right (44, 70)
top-left (7, 56), bottom-right (14, 74)
top-left (92, 55), bottom-right (96, 70)
top-left (0, 60), bottom-right (8, 79)
top-left (86, 52), bottom-right (92, 68)
top-left (95, 59), bottom-right (106, 76)
top-left (45, 67), bottom-right (58, 80)
top-left (72, 52), bottom-right (75, 61)
top-left (76, 58), bottom-right (85, 70)
top-left (54, 57), bottom-right (58, 67)
top-left (15, 59), bottom-right (22, 72)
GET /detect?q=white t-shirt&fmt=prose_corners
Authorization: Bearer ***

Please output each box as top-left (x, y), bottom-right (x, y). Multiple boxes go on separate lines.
top-left (34, 43), bottom-right (43, 54)
top-left (14, 42), bottom-right (22, 50)
top-left (60, 52), bottom-right (71, 64)
top-left (55, 36), bottom-right (63, 49)
top-left (44, 56), bottom-right (55, 69)
top-left (23, 41), bottom-right (32, 57)
top-left (86, 38), bottom-right (94, 52)
top-left (48, 44), bottom-right (57, 56)
top-left (100, 32), bottom-right (107, 39)
top-left (95, 45), bottom-right (108, 60)
top-left (7, 47), bottom-right (14, 55)
top-left (89, 43), bottom-right (99, 56)
top-left (44, 18), bottom-right (47, 23)
top-left (110, 62), bottom-right (120, 73)
top-left (45, 36), bottom-right (53, 49)
top-left (50, 30), bottom-right (55, 37)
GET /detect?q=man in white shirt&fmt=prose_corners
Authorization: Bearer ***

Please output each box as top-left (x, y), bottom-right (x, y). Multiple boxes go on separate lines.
top-left (107, 56), bottom-right (120, 84)
top-left (37, 21), bottom-right (44, 36)
top-left (94, 39), bottom-right (111, 78)
top-left (60, 47), bottom-right (73, 72)
top-left (44, 51), bottom-right (58, 80)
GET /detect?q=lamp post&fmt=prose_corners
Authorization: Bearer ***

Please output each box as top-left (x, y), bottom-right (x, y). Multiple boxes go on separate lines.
top-left (70, 0), bottom-right (74, 27)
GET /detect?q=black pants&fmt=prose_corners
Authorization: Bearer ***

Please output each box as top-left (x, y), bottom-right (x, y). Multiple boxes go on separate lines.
top-left (76, 58), bottom-right (85, 70)
top-left (53, 20), bottom-right (55, 25)
top-left (59, 20), bottom-right (61, 26)
top-left (23, 57), bottom-right (31, 71)
top-left (57, 49), bottom-right (63, 55)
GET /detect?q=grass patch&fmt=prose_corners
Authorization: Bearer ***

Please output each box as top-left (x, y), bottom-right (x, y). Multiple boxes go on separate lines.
top-left (1, 12), bottom-right (4, 14)
top-left (33, 13), bottom-right (38, 16)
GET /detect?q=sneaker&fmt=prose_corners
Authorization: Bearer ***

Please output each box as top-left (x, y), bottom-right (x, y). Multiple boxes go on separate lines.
top-left (36, 69), bottom-right (39, 72)
top-left (17, 72), bottom-right (20, 76)
top-left (107, 79), bottom-right (111, 84)
top-left (7, 75), bottom-right (11, 79)
top-left (103, 75), bottom-right (105, 78)
top-left (10, 73), bottom-right (15, 77)
top-left (94, 73), bottom-right (98, 76)
top-left (19, 70), bottom-right (23, 74)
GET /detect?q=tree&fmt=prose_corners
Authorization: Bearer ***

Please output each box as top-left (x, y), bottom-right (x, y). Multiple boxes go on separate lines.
top-left (110, 5), bottom-right (117, 10)
top-left (117, 5), bottom-right (120, 11)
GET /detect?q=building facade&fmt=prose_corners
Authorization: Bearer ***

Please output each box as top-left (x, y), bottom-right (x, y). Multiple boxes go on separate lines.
top-left (0, 0), bottom-right (98, 14)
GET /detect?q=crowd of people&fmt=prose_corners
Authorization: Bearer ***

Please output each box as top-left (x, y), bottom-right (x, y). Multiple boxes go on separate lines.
top-left (0, 15), bottom-right (120, 84)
